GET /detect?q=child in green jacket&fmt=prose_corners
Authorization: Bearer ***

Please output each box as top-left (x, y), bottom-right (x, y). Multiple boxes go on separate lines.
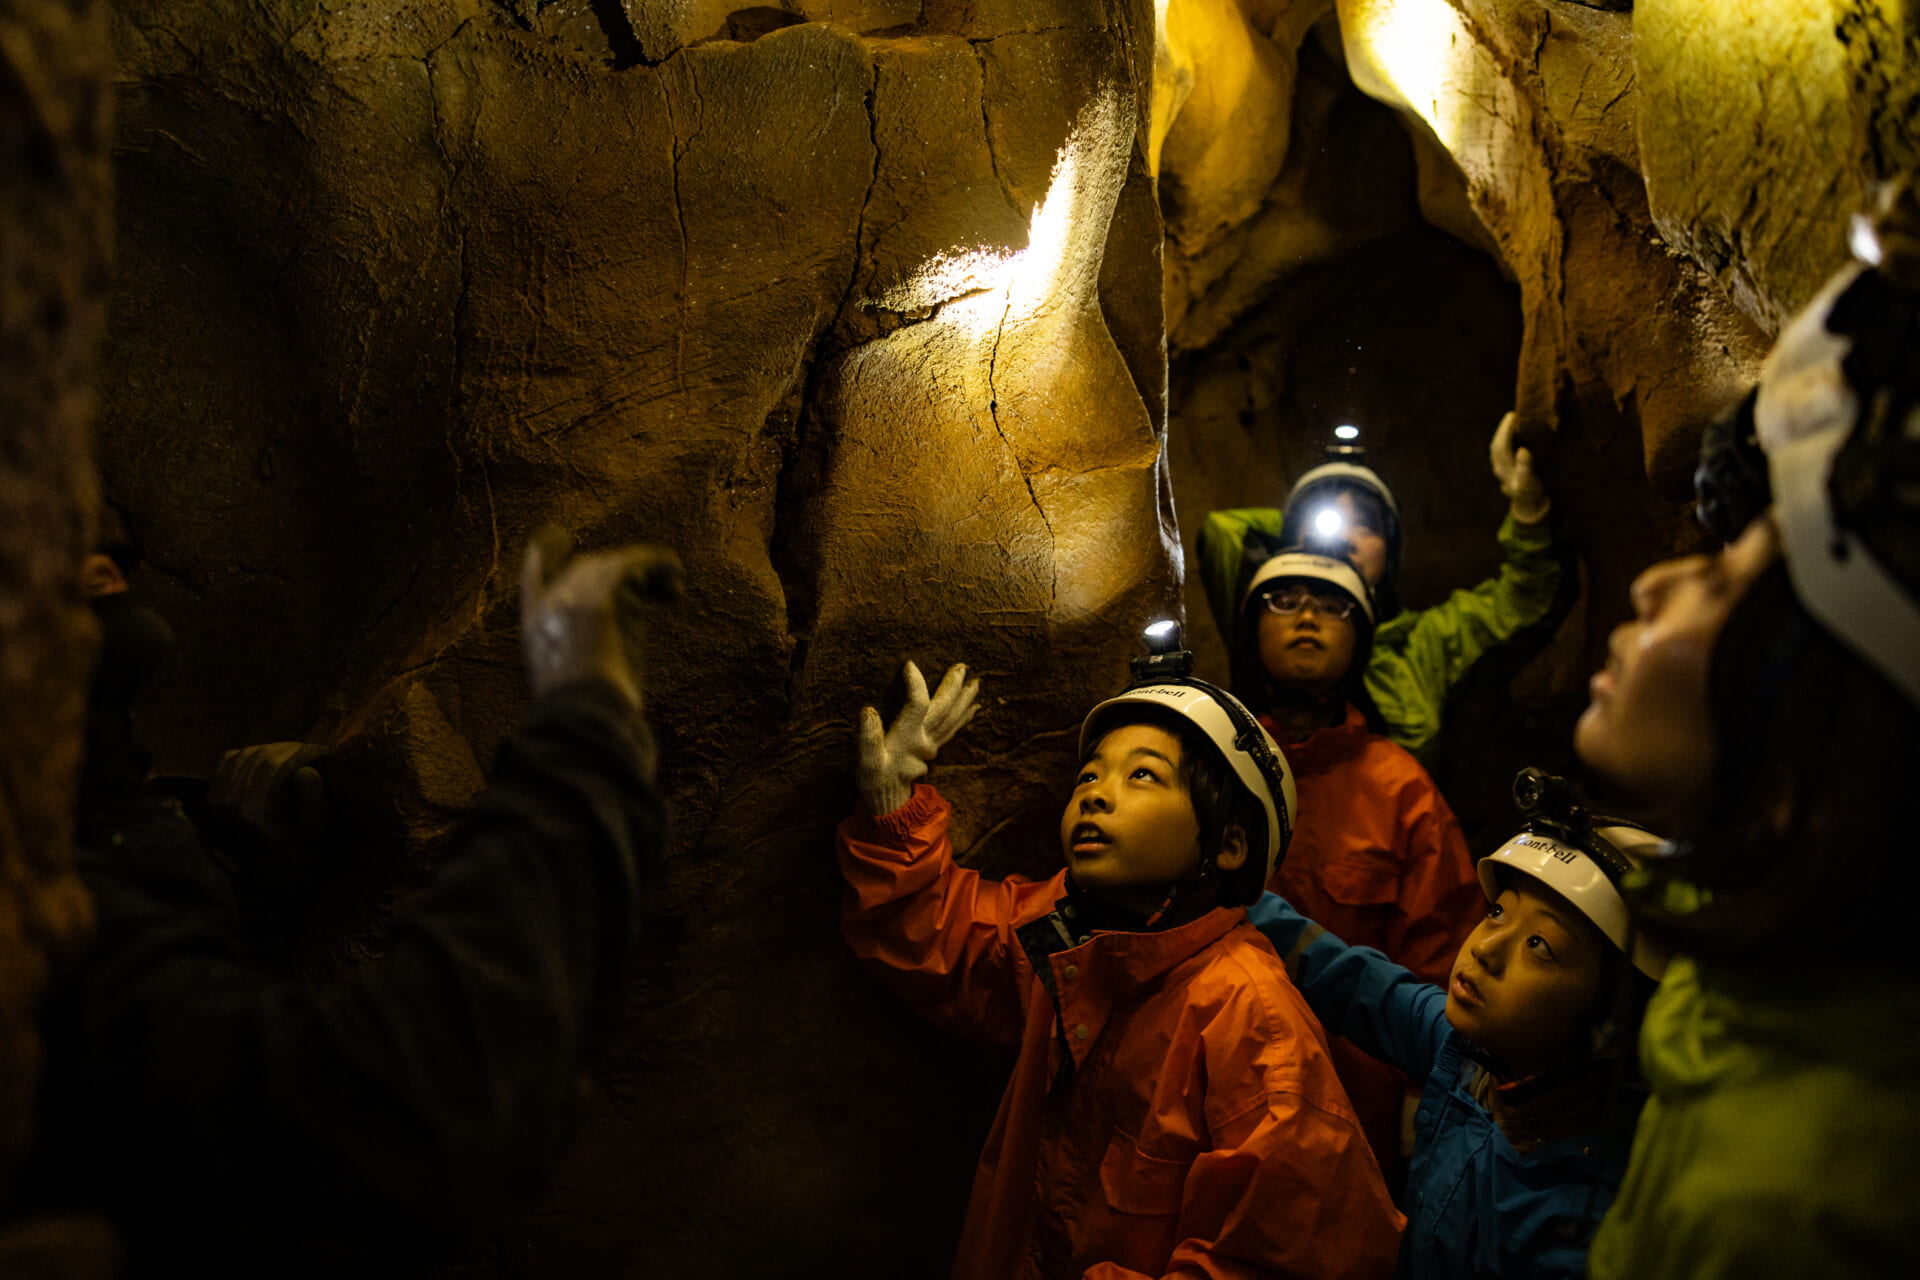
top-left (1198, 413), bottom-right (1566, 761)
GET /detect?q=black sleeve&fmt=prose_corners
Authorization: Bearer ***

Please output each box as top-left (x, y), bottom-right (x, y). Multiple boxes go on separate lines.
top-left (42, 677), bottom-right (665, 1272)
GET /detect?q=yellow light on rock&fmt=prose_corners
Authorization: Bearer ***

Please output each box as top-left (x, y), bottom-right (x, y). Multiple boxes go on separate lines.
top-left (1339, 0), bottom-right (1478, 155)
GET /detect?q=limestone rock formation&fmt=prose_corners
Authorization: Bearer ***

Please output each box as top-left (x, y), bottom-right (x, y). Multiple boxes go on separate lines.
top-left (101, 0), bottom-right (1170, 1271)
top-left (1637, 0), bottom-right (1920, 333)
top-left (1154, 0), bottom-right (1426, 353)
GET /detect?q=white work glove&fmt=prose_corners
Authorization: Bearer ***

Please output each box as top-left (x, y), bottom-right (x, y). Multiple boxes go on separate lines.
top-left (1490, 411), bottom-right (1551, 525)
top-left (856, 661), bottom-right (981, 816)
top-left (521, 527), bottom-right (684, 712)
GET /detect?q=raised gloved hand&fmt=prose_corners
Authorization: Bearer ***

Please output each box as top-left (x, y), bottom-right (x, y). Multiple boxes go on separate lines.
top-left (520, 527), bottom-right (684, 712)
top-left (1490, 411), bottom-right (1551, 525)
top-left (209, 742), bottom-right (329, 848)
top-left (857, 661), bottom-right (980, 816)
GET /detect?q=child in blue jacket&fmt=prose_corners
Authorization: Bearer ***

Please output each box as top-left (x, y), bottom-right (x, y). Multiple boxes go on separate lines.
top-left (1248, 771), bottom-right (1665, 1280)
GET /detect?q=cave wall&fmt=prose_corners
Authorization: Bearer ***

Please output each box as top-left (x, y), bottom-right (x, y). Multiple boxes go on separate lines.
top-left (80, 0), bottom-right (1919, 1274)
top-left (0, 0), bottom-right (108, 1221)
top-left (101, 1), bottom-right (1174, 1273)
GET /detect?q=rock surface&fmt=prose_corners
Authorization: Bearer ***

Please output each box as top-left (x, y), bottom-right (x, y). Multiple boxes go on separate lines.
top-left (102, 1), bottom-right (1169, 1272)
top-left (1636, 0), bottom-right (1920, 333)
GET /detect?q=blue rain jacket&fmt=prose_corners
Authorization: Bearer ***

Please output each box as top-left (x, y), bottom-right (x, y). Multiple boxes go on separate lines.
top-left (1248, 894), bottom-right (1639, 1280)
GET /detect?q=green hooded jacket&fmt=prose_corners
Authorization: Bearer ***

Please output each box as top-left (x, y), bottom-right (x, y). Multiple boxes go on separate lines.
top-left (1587, 954), bottom-right (1920, 1279)
top-left (1195, 508), bottom-right (1564, 761)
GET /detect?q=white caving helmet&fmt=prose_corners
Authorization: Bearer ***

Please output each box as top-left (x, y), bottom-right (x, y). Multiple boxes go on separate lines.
top-left (1478, 823), bottom-right (1670, 981)
top-left (1240, 550), bottom-right (1378, 628)
top-left (1282, 459), bottom-right (1403, 568)
top-left (1749, 181), bottom-right (1920, 711)
top-left (1283, 460), bottom-right (1402, 526)
top-left (1077, 678), bottom-right (1299, 883)
top-left (1279, 458), bottom-right (1405, 613)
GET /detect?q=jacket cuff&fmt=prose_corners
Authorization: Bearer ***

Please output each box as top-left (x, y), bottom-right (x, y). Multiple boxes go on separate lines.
top-left (869, 782), bottom-right (943, 835)
top-left (1499, 509), bottom-right (1556, 550)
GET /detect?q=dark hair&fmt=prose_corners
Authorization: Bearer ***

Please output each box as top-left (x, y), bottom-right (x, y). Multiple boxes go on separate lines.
top-left (1279, 479), bottom-right (1402, 617)
top-left (1578, 947), bottom-right (1660, 1064)
top-left (1628, 561), bottom-right (1920, 974)
top-left (1080, 704), bottom-right (1270, 907)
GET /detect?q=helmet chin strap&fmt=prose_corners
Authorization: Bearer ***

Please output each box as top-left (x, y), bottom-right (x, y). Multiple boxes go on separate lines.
top-left (1142, 858), bottom-right (1220, 931)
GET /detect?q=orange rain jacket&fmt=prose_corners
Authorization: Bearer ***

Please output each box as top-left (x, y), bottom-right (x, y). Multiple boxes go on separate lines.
top-left (1257, 705), bottom-right (1482, 1168)
top-left (839, 784), bottom-right (1403, 1280)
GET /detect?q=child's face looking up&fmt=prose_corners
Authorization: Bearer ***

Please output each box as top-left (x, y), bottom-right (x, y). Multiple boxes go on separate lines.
top-left (1061, 723), bottom-right (1246, 914)
top-left (1575, 514), bottom-right (1779, 818)
top-left (1255, 584), bottom-right (1358, 699)
top-left (1444, 879), bottom-right (1605, 1077)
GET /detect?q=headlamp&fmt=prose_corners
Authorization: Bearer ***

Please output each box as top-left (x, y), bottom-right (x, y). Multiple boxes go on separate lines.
top-left (1324, 423), bottom-right (1366, 464)
top-left (1312, 507), bottom-right (1345, 538)
top-left (1512, 766), bottom-right (1584, 829)
top-left (1129, 619), bottom-right (1195, 684)
top-left (1510, 767), bottom-right (1643, 883)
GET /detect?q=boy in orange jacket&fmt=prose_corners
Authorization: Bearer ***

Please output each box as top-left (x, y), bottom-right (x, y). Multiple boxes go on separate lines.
top-left (1233, 550), bottom-right (1483, 1175)
top-left (838, 651), bottom-right (1402, 1280)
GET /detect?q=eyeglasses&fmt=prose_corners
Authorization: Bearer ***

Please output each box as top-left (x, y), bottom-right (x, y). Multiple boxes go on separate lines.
top-left (1259, 585), bottom-right (1359, 621)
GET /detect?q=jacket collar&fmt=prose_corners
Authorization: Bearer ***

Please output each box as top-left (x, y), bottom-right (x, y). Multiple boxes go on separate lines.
top-left (1017, 899), bottom-right (1246, 994)
top-left (1257, 703), bottom-right (1369, 771)
top-left (1017, 902), bottom-right (1250, 1081)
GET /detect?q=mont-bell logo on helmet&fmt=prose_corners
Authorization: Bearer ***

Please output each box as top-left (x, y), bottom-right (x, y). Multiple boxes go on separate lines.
top-left (1513, 832), bottom-right (1579, 865)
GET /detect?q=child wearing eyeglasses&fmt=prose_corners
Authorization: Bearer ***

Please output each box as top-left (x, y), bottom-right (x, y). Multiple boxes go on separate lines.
top-left (1234, 550), bottom-right (1482, 1181)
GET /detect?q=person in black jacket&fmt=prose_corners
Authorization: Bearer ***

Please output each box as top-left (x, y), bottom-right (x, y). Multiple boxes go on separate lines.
top-left (23, 529), bottom-right (679, 1274)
